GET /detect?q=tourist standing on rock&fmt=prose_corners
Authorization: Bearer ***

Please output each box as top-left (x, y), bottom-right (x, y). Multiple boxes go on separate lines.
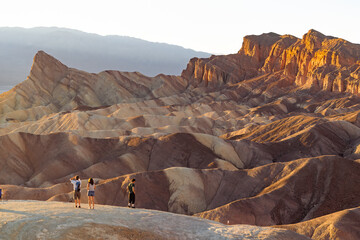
top-left (87, 178), bottom-right (96, 209)
top-left (70, 175), bottom-right (81, 208)
top-left (128, 179), bottom-right (136, 208)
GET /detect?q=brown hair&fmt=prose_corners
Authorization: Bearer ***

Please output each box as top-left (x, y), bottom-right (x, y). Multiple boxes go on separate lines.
top-left (88, 178), bottom-right (94, 185)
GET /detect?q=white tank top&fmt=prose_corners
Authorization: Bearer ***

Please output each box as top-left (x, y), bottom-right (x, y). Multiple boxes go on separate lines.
top-left (88, 183), bottom-right (95, 191)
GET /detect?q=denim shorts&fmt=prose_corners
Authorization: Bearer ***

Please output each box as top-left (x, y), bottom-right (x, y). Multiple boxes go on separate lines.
top-left (88, 191), bottom-right (95, 196)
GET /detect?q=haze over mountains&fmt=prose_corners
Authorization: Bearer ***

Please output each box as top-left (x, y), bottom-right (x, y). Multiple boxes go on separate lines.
top-left (0, 27), bottom-right (210, 86)
top-left (1, 29), bottom-right (360, 239)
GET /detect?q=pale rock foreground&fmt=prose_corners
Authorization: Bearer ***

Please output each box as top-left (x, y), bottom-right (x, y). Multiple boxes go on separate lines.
top-left (0, 200), bottom-right (309, 240)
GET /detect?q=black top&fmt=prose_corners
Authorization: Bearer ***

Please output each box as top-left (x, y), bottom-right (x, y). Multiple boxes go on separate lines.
top-left (128, 183), bottom-right (135, 193)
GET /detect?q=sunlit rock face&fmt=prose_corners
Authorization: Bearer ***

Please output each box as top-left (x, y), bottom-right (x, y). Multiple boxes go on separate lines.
top-left (1, 29), bottom-right (360, 240)
top-left (183, 29), bottom-right (360, 93)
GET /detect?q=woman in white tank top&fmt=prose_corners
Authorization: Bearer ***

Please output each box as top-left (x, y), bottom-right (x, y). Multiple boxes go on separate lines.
top-left (87, 178), bottom-right (96, 209)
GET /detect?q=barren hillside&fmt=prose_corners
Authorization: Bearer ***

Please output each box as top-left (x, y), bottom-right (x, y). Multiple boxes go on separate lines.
top-left (1, 29), bottom-right (360, 239)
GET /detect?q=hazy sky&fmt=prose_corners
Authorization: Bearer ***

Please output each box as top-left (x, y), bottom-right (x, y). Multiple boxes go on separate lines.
top-left (0, 0), bottom-right (359, 54)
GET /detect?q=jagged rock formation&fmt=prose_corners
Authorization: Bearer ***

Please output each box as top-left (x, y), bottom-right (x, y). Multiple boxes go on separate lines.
top-left (1, 29), bottom-right (360, 240)
top-left (183, 29), bottom-right (360, 93)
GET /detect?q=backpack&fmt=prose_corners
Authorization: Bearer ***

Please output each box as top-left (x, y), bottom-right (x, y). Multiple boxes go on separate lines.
top-left (128, 183), bottom-right (134, 193)
top-left (75, 181), bottom-right (81, 192)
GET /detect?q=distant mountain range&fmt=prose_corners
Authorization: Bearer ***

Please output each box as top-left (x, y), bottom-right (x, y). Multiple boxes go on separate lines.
top-left (0, 27), bottom-right (211, 86)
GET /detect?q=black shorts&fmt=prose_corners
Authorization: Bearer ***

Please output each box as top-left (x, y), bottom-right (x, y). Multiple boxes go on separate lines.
top-left (128, 192), bottom-right (135, 204)
top-left (74, 190), bottom-right (81, 200)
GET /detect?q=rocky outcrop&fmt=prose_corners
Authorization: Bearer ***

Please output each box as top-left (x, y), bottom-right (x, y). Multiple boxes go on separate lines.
top-left (261, 35), bottom-right (298, 73)
top-left (278, 30), bottom-right (360, 91)
top-left (239, 32), bottom-right (282, 68)
top-left (182, 29), bottom-right (360, 93)
top-left (181, 54), bottom-right (259, 88)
